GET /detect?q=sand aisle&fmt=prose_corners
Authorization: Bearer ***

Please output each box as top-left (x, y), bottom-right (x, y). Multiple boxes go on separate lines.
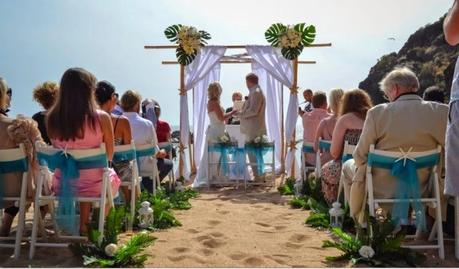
top-left (146, 187), bottom-right (342, 267)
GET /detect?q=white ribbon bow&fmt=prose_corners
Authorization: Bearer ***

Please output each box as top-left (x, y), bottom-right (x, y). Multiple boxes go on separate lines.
top-left (394, 147), bottom-right (416, 166)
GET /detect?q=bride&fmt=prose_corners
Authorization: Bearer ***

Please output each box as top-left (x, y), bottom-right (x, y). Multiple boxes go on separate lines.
top-left (192, 82), bottom-right (237, 188)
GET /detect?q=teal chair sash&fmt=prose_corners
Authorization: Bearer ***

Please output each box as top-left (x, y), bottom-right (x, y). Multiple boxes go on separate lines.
top-left (367, 151), bottom-right (440, 231)
top-left (0, 157), bottom-right (28, 208)
top-left (319, 141), bottom-right (331, 152)
top-left (245, 144), bottom-right (273, 176)
top-left (37, 151), bottom-right (108, 235)
top-left (302, 144), bottom-right (315, 154)
top-left (113, 149), bottom-right (136, 163)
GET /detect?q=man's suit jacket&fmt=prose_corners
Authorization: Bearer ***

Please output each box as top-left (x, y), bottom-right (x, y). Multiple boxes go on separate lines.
top-left (239, 86), bottom-right (266, 140)
top-left (350, 94), bottom-right (448, 220)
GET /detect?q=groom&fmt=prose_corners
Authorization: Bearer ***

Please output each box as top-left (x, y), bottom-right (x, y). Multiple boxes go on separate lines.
top-left (239, 73), bottom-right (267, 179)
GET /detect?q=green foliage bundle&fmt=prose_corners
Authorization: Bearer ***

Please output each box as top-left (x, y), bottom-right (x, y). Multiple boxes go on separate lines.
top-left (70, 207), bottom-right (156, 268)
top-left (322, 215), bottom-right (425, 267)
top-left (277, 177), bottom-right (295, 195)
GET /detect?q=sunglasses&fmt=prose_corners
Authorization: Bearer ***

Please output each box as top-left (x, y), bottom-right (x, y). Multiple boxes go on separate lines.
top-left (113, 93), bottom-right (119, 99)
top-left (6, 88), bottom-right (12, 97)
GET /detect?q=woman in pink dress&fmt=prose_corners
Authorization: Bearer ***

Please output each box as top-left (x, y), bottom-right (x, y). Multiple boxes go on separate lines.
top-left (314, 89), bottom-right (344, 165)
top-left (47, 68), bottom-right (120, 234)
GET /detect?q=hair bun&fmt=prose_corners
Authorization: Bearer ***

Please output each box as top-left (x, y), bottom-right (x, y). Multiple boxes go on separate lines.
top-left (95, 80), bottom-right (115, 105)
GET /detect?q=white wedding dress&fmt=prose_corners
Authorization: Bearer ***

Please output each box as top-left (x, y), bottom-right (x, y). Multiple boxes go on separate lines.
top-left (192, 108), bottom-right (226, 188)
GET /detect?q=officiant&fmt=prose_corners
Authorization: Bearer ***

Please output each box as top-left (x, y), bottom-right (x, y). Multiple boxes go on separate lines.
top-left (226, 91), bottom-right (243, 125)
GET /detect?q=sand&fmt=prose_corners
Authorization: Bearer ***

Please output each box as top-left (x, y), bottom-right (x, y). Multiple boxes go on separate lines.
top-left (1, 181), bottom-right (459, 267)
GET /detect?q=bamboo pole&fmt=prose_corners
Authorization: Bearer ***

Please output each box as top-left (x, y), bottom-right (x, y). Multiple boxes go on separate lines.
top-left (290, 57), bottom-right (299, 177)
top-left (280, 84), bottom-right (285, 174)
top-left (179, 64), bottom-right (185, 178)
top-left (145, 43), bottom-right (332, 49)
top-left (161, 60), bottom-right (316, 65)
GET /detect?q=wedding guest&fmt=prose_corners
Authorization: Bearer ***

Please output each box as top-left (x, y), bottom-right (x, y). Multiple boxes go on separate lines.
top-left (320, 89), bottom-right (372, 204)
top-left (153, 100), bottom-right (175, 159)
top-left (95, 80), bottom-right (134, 204)
top-left (120, 90), bottom-right (173, 192)
top-left (0, 87), bottom-right (11, 116)
top-left (47, 68), bottom-right (121, 235)
top-left (226, 91), bottom-right (243, 124)
top-left (344, 67), bottom-right (448, 227)
top-left (423, 86), bottom-right (446, 104)
top-left (444, 0), bottom-right (459, 199)
top-left (32, 81), bottom-right (59, 145)
top-left (299, 89), bottom-right (313, 116)
top-left (0, 77), bottom-right (45, 236)
top-left (141, 98), bottom-right (158, 128)
top-left (302, 91), bottom-right (330, 166)
top-left (314, 88), bottom-right (344, 164)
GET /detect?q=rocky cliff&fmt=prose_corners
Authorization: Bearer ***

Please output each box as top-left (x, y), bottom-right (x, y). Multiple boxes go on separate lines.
top-left (359, 15), bottom-right (459, 104)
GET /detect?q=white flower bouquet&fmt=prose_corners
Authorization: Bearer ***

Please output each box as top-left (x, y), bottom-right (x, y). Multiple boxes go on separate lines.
top-left (265, 22), bottom-right (316, 60)
top-left (165, 24), bottom-right (211, 65)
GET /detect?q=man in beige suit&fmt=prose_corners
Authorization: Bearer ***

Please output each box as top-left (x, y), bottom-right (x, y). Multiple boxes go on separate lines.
top-left (341, 67), bottom-right (448, 224)
top-left (239, 73), bottom-right (266, 178)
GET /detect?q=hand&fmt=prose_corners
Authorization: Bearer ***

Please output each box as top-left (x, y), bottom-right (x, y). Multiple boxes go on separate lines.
top-left (156, 149), bottom-right (167, 158)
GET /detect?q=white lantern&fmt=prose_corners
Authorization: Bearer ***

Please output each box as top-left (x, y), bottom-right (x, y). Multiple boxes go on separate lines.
top-left (175, 181), bottom-right (184, 192)
top-left (137, 201), bottom-right (154, 229)
top-left (329, 202), bottom-right (344, 228)
top-left (294, 180), bottom-right (303, 197)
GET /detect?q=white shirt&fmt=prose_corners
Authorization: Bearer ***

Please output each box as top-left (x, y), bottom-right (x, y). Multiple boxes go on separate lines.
top-left (123, 112), bottom-right (159, 175)
top-left (451, 57), bottom-right (459, 102)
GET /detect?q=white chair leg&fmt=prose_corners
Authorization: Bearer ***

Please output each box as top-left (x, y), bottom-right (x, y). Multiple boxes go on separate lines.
top-left (129, 180), bottom-right (135, 231)
top-left (433, 174), bottom-right (444, 259)
top-left (29, 170), bottom-right (45, 259)
top-left (13, 172), bottom-right (28, 259)
top-left (428, 220), bottom-right (437, 241)
top-left (98, 170), bottom-right (108, 245)
top-left (455, 197), bottom-right (459, 260)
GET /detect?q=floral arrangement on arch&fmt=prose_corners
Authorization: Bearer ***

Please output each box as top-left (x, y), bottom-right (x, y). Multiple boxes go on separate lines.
top-left (265, 23), bottom-right (316, 60)
top-left (164, 24), bottom-right (211, 65)
top-left (247, 134), bottom-right (271, 147)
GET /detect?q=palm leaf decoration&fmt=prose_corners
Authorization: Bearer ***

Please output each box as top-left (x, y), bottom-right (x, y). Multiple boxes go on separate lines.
top-left (265, 22), bottom-right (316, 60)
top-left (164, 24), bottom-right (211, 66)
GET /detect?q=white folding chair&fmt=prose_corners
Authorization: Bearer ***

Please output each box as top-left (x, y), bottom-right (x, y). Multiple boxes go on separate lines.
top-left (336, 141), bottom-right (356, 204)
top-left (365, 144), bottom-right (444, 259)
top-left (0, 144), bottom-right (29, 259)
top-left (158, 141), bottom-right (175, 189)
top-left (29, 143), bottom-right (114, 259)
top-left (136, 143), bottom-right (160, 195)
top-left (113, 141), bottom-right (140, 231)
top-left (301, 142), bottom-right (316, 181)
top-left (315, 139), bottom-right (331, 178)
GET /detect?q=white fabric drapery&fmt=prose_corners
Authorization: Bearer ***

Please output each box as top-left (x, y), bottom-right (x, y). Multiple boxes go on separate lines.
top-left (250, 60), bottom-right (282, 171)
top-left (193, 65), bottom-right (222, 169)
top-left (177, 46), bottom-right (226, 178)
top-left (246, 45), bottom-right (300, 179)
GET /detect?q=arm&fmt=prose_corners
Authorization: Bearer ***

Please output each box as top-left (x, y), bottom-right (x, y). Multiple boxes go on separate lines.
top-left (330, 117), bottom-right (347, 160)
top-left (353, 109), bottom-right (377, 167)
top-left (99, 111), bottom-right (115, 161)
top-left (209, 101), bottom-right (235, 121)
top-left (313, 119), bottom-right (326, 152)
top-left (120, 118), bottom-right (132, 145)
top-left (444, 0), bottom-right (459, 45)
top-left (241, 92), bottom-right (263, 119)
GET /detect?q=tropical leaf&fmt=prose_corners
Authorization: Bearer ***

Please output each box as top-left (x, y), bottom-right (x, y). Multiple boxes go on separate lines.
top-left (199, 30), bottom-right (211, 41)
top-left (164, 24), bottom-right (183, 42)
top-left (176, 47), bottom-right (196, 66)
top-left (265, 23), bottom-right (287, 47)
top-left (306, 212), bottom-right (329, 228)
top-left (294, 23), bottom-right (316, 46)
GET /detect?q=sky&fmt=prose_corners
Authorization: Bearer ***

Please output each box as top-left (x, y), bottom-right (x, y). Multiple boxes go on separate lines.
top-left (0, 0), bottom-right (453, 127)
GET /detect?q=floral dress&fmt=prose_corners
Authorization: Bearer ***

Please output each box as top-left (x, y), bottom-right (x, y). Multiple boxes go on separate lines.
top-left (321, 129), bottom-right (361, 204)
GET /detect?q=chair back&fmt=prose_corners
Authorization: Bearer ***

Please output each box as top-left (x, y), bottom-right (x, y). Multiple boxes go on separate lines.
top-left (36, 142), bottom-right (109, 170)
top-left (302, 142), bottom-right (315, 154)
top-left (0, 144), bottom-right (28, 174)
top-left (341, 141), bottom-right (356, 163)
top-left (318, 139), bottom-right (331, 153)
top-left (158, 141), bottom-right (173, 154)
top-left (114, 141), bottom-right (137, 162)
top-left (135, 143), bottom-right (157, 159)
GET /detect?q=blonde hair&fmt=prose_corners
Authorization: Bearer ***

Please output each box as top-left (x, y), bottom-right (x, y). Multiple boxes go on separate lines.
top-left (0, 77), bottom-right (8, 110)
top-left (121, 90), bottom-right (142, 112)
top-left (379, 67), bottom-right (419, 94)
top-left (329, 88), bottom-right (344, 114)
top-left (208, 82), bottom-right (222, 101)
top-left (33, 81), bottom-right (59, 110)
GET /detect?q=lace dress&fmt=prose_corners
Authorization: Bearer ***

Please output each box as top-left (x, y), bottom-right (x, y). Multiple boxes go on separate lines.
top-left (321, 129), bottom-right (361, 204)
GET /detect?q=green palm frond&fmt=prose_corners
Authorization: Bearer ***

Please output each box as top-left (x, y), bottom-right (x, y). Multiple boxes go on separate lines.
top-left (265, 22), bottom-right (316, 60)
top-left (176, 47), bottom-right (197, 66)
top-left (164, 24), bottom-right (183, 42)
